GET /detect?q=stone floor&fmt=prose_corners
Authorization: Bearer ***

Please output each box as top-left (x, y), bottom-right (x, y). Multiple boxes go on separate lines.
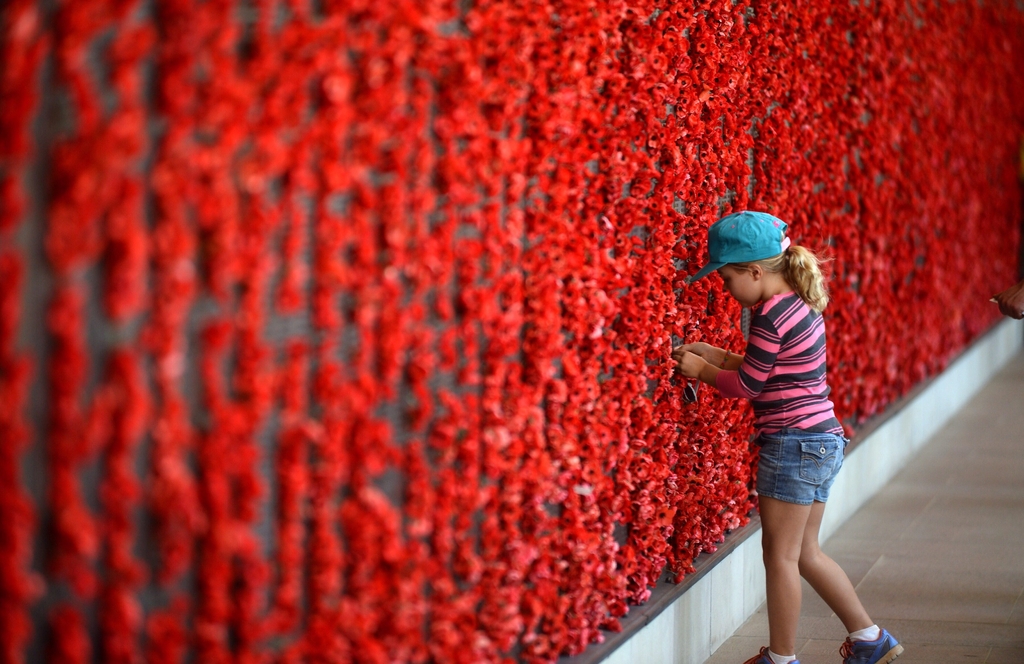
top-left (703, 352), bottom-right (1024, 664)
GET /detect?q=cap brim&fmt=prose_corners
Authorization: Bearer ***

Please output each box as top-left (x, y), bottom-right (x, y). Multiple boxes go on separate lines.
top-left (685, 262), bottom-right (724, 285)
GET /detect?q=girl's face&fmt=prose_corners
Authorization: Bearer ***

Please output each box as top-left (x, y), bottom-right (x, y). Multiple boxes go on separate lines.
top-left (717, 264), bottom-right (761, 307)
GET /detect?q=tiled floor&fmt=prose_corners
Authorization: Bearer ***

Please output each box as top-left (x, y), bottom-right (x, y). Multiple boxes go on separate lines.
top-left (704, 352), bottom-right (1024, 664)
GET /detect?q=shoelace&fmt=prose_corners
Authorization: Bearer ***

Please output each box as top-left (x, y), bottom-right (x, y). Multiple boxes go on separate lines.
top-left (839, 638), bottom-right (855, 661)
top-left (742, 646), bottom-right (771, 664)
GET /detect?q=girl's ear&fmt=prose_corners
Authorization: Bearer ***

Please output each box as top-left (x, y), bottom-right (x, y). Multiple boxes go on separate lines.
top-left (747, 264), bottom-right (764, 281)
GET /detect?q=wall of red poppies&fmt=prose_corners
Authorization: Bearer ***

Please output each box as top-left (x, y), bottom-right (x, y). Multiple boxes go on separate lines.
top-left (1, 0), bottom-right (1022, 662)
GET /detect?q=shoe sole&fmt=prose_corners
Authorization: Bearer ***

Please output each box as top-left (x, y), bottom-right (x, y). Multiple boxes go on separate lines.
top-left (879, 644), bottom-right (904, 663)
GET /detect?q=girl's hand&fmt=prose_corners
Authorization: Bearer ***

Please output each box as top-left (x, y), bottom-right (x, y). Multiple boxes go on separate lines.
top-left (672, 342), bottom-right (715, 361)
top-left (674, 350), bottom-right (706, 379)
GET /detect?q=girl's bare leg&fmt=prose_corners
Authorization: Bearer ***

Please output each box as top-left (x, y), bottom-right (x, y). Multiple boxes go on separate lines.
top-left (797, 500), bottom-right (873, 632)
top-left (759, 496), bottom-right (813, 656)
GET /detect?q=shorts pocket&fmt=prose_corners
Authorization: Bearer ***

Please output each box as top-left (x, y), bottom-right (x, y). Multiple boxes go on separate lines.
top-left (799, 438), bottom-right (837, 483)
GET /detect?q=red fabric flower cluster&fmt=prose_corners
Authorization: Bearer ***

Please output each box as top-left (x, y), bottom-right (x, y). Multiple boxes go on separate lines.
top-left (1, 0), bottom-right (1022, 662)
top-left (0, 4), bottom-right (47, 662)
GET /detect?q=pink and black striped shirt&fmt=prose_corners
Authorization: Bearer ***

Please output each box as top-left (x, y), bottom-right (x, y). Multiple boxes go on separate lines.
top-left (715, 292), bottom-right (843, 436)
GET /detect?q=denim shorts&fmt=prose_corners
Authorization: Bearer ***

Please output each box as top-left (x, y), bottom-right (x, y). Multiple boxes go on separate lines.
top-left (756, 429), bottom-right (848, 505)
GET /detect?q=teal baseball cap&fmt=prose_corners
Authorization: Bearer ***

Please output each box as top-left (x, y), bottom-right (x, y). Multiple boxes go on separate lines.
top-left (686, 211), bottom-right (790, 284)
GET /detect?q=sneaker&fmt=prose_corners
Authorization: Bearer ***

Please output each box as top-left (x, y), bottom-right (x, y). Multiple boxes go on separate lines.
top-left (742, 647), bottom-right (800, 664)
top-left (840, 628), bottom-right (903, 664)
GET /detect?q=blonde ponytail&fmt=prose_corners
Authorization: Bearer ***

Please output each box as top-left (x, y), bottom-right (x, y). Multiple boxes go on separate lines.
top-left (782, 245), bottom-right (829, 312)
top-left (733, 244), bottom-right (830, 312)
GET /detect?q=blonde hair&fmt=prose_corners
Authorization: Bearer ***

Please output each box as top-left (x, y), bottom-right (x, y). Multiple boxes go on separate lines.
top-left (734, 245), bottom-right (830, 312)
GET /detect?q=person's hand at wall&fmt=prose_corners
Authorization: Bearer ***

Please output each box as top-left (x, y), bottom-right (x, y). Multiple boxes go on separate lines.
top-left (673, 342), bottom-right (717, 363)
top-left (993, 278), bottom-right (1024, 319)
top-left (672, 348), bottom-right (706, 379)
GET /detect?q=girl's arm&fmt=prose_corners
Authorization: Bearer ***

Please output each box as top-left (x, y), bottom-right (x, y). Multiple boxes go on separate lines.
top-left (717, 317), bottom-right (782, 399)
top-left (696, 360), bottom-right (721, 388)
top-left (718, 349), bottom-right (744, 371)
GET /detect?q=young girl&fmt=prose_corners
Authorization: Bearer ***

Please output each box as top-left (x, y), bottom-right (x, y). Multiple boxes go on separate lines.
top-left (672, 211), bottom-right (903, 664)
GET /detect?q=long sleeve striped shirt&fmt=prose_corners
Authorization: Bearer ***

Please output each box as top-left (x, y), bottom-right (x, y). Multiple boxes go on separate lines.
top-left (715, 292), bottom-right (843, 435)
